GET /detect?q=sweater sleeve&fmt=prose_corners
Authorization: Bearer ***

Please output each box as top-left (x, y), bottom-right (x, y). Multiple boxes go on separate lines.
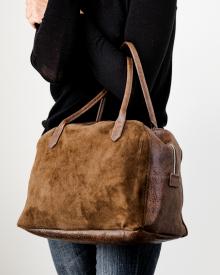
top-left (30, 0), bottom-right (80, 83)
top-left (82, 14), bottom-right (128, 102)
top-left (82, 0), bottom-right (177, 102)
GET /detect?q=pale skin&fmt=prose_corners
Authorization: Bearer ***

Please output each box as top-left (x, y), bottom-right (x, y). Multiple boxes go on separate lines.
top-left (26, 0), bottom-right (84, 29)
top-left (26, 0), bottom-right (48, 28)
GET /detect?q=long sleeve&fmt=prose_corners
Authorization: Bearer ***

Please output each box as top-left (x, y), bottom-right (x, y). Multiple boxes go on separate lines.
top-left (81, 14), bottom-right (128, 102)
top-left (33, 0), bottom-right (178, 134)
top-left (81, 0), bottom-right (177, 125)
top-left (30, 0), bottom-right (80, 83)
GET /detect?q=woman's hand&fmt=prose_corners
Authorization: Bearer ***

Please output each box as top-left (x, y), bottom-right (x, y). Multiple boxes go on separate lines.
top-left (26, 0), bottom-right (48, 29)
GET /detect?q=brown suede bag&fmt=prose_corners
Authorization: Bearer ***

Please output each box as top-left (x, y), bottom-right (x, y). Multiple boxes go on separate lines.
top-left (17, 41), bottom-right (188, 244)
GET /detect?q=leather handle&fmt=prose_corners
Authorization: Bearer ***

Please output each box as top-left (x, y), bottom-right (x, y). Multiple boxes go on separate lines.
top-left (111, 41), bottom-right (158, 141)
top-left (96, 96), bottom-right (106, 121)
top-left (111, 56), bottom-right (134, 141)
top-left (120, 41), bottom-right (158, 129)
top-left (48, 89), bottom-right (107, 148)
top-left (49, 41), bottom-right (157, 147)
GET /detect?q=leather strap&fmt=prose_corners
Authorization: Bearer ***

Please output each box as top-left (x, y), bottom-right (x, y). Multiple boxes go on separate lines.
top-left (111, 41), bottom-right (158, 141)
top-left (120, 41), bottom-right (158, 129)
top-left (96, 96), bottom-right (106, 121)
top-left (49, 89), bottom-right (107, 148)
top-left (48, 41), bottom-right (158, 147)
top-left (111, 57), bottom-right (134, 141)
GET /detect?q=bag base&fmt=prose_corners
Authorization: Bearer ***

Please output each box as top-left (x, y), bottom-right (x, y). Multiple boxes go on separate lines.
top-left (24, 228), bottom-right (183, 244)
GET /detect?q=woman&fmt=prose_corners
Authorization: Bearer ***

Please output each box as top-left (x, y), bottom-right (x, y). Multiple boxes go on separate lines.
top-left (26, 0), bottom-right (177, 274)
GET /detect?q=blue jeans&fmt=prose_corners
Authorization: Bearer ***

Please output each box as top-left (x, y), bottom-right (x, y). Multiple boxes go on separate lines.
top-left (47, 238), bottom-right (162, 275)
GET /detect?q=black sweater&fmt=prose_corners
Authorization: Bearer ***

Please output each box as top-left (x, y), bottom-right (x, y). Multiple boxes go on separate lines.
top-left (30, 0), bottom-right (177, 135)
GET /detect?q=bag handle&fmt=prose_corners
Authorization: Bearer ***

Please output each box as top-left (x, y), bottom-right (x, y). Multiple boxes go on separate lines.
top-left (48, 56), bottom-right (134, 148)
top-left (48, 89), bottom-right (107, 148)
top-left (48, 41), bottom-right (158, 147)
top-left (111, 41), bottom-right (158, 141)
top-left (122, 41), bottom-right (157, 128)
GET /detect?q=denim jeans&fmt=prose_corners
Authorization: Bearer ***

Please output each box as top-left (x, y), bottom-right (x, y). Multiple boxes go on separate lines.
top-left (47, 238), bottom-right (162, 275)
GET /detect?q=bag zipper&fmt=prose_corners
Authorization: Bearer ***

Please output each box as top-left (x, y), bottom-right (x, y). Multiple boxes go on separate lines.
top-left (168, 143), bottom-right (176, 175)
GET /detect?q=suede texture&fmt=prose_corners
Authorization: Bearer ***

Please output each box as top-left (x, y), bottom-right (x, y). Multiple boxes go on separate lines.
top-left (17, 120), bottom-right (188, 242)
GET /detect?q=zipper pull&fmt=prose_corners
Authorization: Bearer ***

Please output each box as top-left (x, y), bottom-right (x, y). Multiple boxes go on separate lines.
top-left (168, 143), bottom-right (182, 188)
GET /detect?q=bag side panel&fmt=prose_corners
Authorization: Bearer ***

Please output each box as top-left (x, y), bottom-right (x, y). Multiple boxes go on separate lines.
top-left (143, 129), bottom-right (188, 237)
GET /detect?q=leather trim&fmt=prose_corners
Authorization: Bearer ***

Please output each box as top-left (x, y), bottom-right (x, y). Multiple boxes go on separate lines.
top-left (25, 228), bottom-right (185, 244)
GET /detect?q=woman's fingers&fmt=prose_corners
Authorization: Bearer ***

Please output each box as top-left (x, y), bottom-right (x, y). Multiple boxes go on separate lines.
top-left (26, 0), bottom-right (48, 28)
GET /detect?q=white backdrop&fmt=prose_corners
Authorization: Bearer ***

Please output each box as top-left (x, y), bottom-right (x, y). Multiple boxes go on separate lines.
top-left (1, 0), bottom-right (220, 274)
